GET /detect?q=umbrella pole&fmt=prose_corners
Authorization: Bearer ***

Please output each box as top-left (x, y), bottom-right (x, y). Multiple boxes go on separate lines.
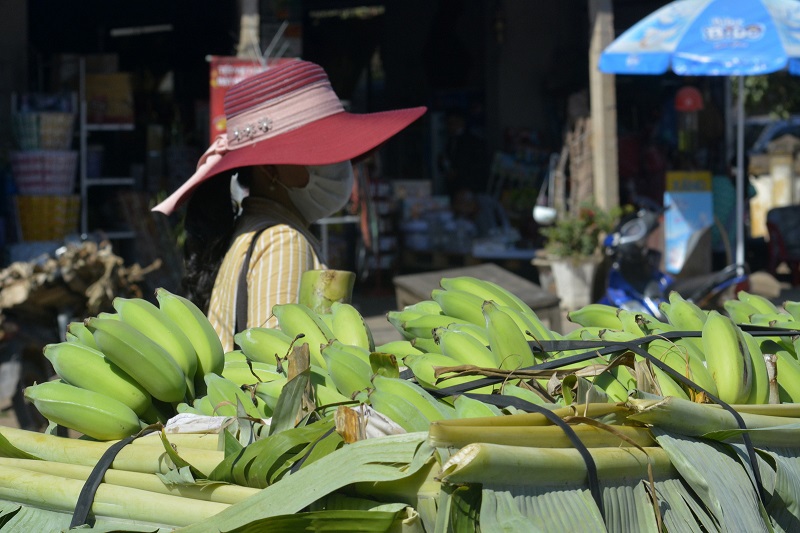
top-left (735, 75), bottom-right (746, 267)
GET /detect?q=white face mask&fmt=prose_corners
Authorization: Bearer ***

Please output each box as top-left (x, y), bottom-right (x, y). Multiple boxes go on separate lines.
top-left (285, 161), bottom-right (354, 222)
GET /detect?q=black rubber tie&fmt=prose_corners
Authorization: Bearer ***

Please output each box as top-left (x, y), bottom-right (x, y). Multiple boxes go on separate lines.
top-left (465, 393), bottom-right (605, 520)
top-left (70, 425), bottom-right (162, 529)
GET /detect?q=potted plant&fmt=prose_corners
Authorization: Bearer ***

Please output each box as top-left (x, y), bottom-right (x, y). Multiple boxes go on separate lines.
top-left (539, 202), bottom-right (626, 309)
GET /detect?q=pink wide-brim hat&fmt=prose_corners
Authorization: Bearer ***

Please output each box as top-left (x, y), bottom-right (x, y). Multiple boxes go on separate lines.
top-left (152, 59), bottom-right (427, 215)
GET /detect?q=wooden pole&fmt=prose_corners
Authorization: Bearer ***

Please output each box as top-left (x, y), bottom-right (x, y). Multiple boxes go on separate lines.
top-left (237, 0), bottom-right (261, 60)
top-left (588, 0), bottom-right (619, 210)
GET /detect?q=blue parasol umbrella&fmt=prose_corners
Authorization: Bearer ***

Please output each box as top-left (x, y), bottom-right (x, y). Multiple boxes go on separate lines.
top-left (599, 0), bottom-right (800, 268)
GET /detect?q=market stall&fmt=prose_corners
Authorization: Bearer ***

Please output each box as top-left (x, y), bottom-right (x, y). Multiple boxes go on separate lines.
top-left (3, 268), bottom-right (800, 530)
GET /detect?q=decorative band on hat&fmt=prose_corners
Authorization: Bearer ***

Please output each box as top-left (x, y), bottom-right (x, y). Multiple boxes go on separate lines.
top-left (224, 60), bottom-right (329, 117)
top-left (226, 82), bottom-right (344, 146)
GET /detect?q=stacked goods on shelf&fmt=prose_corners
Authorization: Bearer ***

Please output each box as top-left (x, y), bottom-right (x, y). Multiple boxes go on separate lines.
top-left (5, 275), bottom-right (800, 531)
top-left (10, 106), bottom-right (79, 242)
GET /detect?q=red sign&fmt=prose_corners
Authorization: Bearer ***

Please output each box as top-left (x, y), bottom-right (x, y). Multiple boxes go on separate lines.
top-left (209, 56), bottom-right (290, 143)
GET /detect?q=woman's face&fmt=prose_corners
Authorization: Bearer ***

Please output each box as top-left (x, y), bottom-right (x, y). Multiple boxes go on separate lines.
top-left (274, 165), bottom-right (309, 188)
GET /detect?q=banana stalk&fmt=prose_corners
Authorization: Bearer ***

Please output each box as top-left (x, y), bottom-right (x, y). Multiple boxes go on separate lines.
top-left (298, 269), bottom-right (356, 314)
top-left (0, 463), bottom-right (229, 528)
top-left (0, 426), bottom-right (224, 475)
top-left (428, 422), bottom-right (655, 449)
top-left (0, 457), bottom-right (257, 505)
top-left (439, 443), bottom-right (676, 485)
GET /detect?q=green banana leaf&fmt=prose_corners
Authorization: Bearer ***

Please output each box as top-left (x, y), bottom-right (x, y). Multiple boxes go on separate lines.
top-left (179, 432), bottom-right (432, 532)
top-left (209, 418), bottom-right (339, 488)
top-left (654, 430), bottom-right (772, 533)
top-left (652, 478), bottom-right (718, 533)
top-left (217, 509), bottom-right (407, 533)
top-left (744, 446), bottom-right (800, 532)
top-left (269, 367), bottom-right (312, 436)
top-left (0, 499), bottom-right (168, 532)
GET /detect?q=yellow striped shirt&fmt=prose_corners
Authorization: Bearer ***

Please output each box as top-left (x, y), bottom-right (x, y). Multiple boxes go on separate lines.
top-left (207, 197), bottom-right (325, 352)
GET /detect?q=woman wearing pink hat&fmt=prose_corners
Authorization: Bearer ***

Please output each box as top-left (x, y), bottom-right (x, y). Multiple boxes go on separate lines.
top-left (153, 59), bottom-right (426, 351)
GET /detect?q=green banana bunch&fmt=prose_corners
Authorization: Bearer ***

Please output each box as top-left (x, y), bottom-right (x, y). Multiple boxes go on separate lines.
top-left (736, 290), bottom-right (780, 315)
top-left (401, 314), bottom-right (465, 339)
top-left (113, 297), bottom-right (198, 398)
top-left (329, 302), bottom-right (375, 351)
top-left (85, 317), bottom-right (187, 403)
top-left (664, 291), bottom-right (707, 328)
top-left (321, 340), bottom-right (373, 398)
top-left (483, 301), bottom-right (536, 370)
top-left (155, 288), bottom-right (225, 379)
top-left (234, 327), bottom-right (293, 364)
top-left (645, 338), bottom-right (718, 397)
top-left (367, 388), bottom-right (432, 433)
top-left (431, 288), bottom-right (486, 326)
top-left (371, 374), bottom-right (454, 422)
top-left (43, 341), bottom-right (152, 417)
top-left (444, 322), bottom-right (491, 346)
top-left (592, 365), bottom-right (637, 403)
top-left (24, 380), bottom-right (142, 441)
top-left (784, 300), bottom-right (800, 321)
top-left (742, 332), bottom-right (770, 404)
top-left (203, 372), bottom-right (264, 419)
top-left (723, 299), bottom-right (760, 324)
top-left (439, 275), bottom-right (534, 317)
top-left (272, 303), bottom-right (335, 368)
top-left (499, 383), bottom-right (549, 406)
top-left (221, 360), bottom-right (281, 386)
top-left (386, 308), bottom-right (427, 339)
top-left (701, 311), bottom-right (753, 404)
top-left (566, 303), bottom-right (624, 329)
top-left (411, 336), bottom-right (443, 354)
top-left (65, 321), bottom-right (98, 349)
top-left (402, 352), bottom-right (480, 390)
top-left (434, 326), bottom-right (501, 368)
top-left (373, 340), bottom-right (423, 358)
top-left (453, 394), bottom-right (502, 418)
top-left (650, 365), bottom-right (690, 400)
top-left (761, 339), bottom-right (800, 403)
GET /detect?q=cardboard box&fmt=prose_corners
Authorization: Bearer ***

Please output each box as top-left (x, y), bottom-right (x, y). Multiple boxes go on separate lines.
top-left (85, 73), bottom-right (134, 125)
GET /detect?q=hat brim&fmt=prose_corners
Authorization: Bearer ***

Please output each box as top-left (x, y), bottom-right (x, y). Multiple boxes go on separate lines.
top-left (152, 106), bottom-right (426, 215)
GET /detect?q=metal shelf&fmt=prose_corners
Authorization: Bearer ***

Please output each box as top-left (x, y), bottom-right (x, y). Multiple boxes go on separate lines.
top-left (86, 123), bottom-right (134, 132)
top-left (83, 177), bottom-right (136, 186)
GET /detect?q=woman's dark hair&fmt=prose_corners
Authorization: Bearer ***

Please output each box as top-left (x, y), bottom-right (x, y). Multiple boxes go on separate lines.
top-left (182, 169), bottom-right (253, 313)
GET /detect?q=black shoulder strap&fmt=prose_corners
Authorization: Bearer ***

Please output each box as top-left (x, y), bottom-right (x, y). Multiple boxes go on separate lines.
top-left (235, 226), bottom-right (272, 334)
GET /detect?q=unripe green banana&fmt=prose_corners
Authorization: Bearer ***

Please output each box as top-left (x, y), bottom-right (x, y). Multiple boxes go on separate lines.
top-left (783, 300), bottom-right (800, 321)
top-left (651, 365), bottom-right (690, 400)
top-left (403, 299), bottom-right (444, 315)
top-left (234, 327), bottom-right (293, 364)
top-left (204, 373), bottom-right (262, 418)
top-left (500, 383), bottom-right (548, 406)
top-left (221, 360), bottom-right (282, 386)
top-left (401, 314), bottom-right (465, 339)
top-left (592, 365), bottom-right (636, 402)
top-left (736, 290), bottom-right (779, 315)
top-left (701, 311), bottom-right (752, 404)
top-left (113, 297), bottom-right (198, 397)
top-left (402, 352), bottom-right (482, 390)
top-left (742, 331), bottom-right (770, 404)
top-left (749, 313), bottom-right (793, 327)
top-left (373, 340), bottom-right (423, 358)
top-left (85, 317), bottom-right (187, 403)
top-left (155, 288), bottom-right (225, 379)
top-left (439, 276), bottom-right (530, 315)
top-left (410, 336), bottom-right (443, 354)
top-left (483, 301), bottom-right (536, 371)
top-left (567, 303), bottom-right (624, 329)
top-left (645, 338), bottom-right (718, 397)
top-left (431, 288), bottom-right (486, 326)
top-left (43, 341), bottom-right (152, 416)
top-left (367, 388), bottom-right (432, 433)
top-left (444, 322), bottom-right (491, 346)
top-left (453, 394), bottom-right (502, 418)
top-left (665, 291), bottom-right (707, 329)
top-left (272, 303), bottom-right (335, 368)
top-left (65, 321), bottom-right (98, 349)
top-left (330, 302), bottom-right (375, 351)
top-left (617, 310), bottom-right (648, 336)
top-left (322, 341), bottom-right (373, 398)
top-left (761, 339), bottom-right (800, 403)
top-left (386, 309), bottom-right (426, 338)
top-left (372, 374), bottom-right (454, 421)
top-left (434, 326), bottom-right (501, 369)
top-left (24, 380), bottom-right (142, 441)
top-left (723, 299), bottom-right (760, 325)
top-left (224, 350), bottom-right (247, 364)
